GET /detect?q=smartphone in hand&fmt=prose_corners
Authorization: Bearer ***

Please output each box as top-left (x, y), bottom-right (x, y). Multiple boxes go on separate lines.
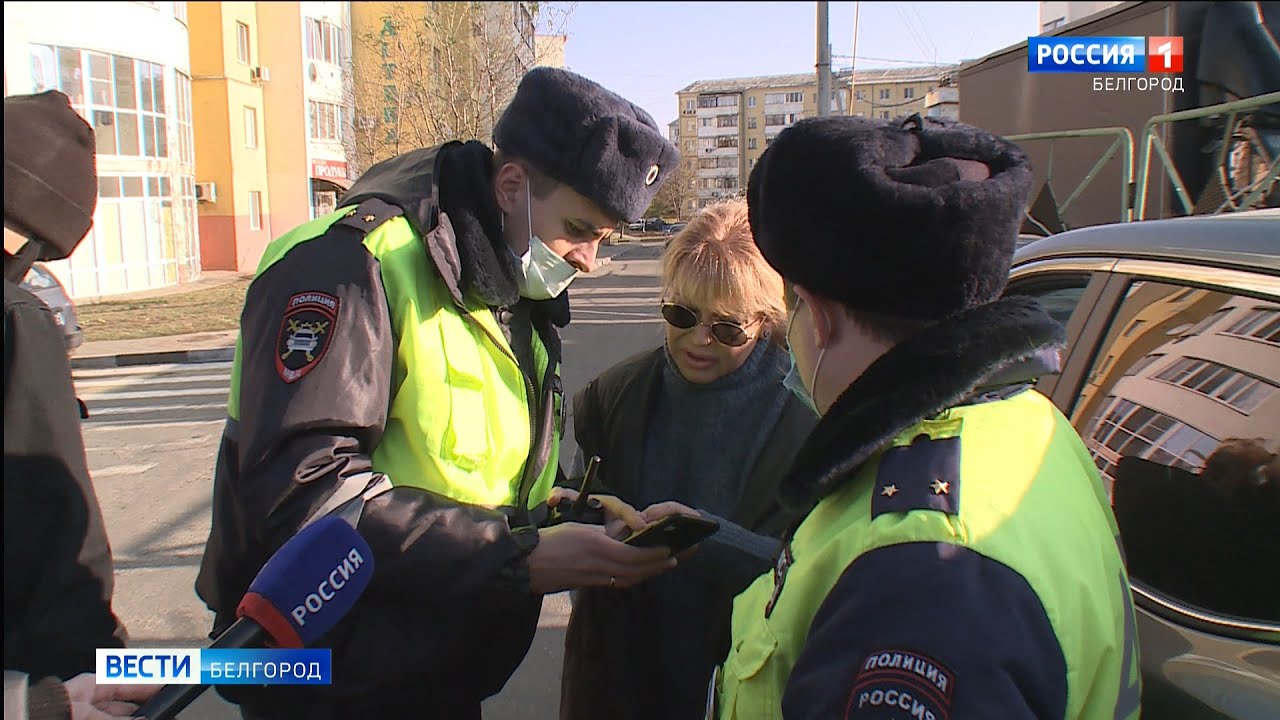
top-left (623, 514), bottom-right (720, 555)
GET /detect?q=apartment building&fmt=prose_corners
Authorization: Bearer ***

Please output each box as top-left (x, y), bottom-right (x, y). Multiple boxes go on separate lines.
top-left (3, 0), bottom-right (199, 298)
top-left (299, 2), bottom-right (354, 220)
top-left (535, 34), bottom-right (567, 69)
top-left (189, 2), bottom-right (354, 273)
top-left (675, 65), bottom-right (957, 213)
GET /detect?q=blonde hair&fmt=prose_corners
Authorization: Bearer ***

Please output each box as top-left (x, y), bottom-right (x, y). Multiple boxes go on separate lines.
top-left (662, 199), bottom-right (787, 344)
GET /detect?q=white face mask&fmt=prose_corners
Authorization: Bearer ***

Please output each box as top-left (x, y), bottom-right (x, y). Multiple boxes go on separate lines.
top-left (515, 182), bottom-right (580, 300)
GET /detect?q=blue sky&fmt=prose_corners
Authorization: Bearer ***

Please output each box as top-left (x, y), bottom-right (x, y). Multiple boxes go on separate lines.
top-left (555, 1), bottom-right (1041, 130)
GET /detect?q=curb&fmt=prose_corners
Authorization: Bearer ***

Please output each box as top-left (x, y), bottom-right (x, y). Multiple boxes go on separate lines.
top-left (71, 346), bottom-right (236, 370)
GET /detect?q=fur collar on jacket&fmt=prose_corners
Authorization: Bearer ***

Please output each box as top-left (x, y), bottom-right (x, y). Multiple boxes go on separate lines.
top-left (780, 295), bottom-right (1065, 513)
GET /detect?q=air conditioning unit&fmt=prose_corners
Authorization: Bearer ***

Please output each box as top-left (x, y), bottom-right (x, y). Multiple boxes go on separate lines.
top-left (195, 182), bottom-right (217, 203)
top-left (250, 66), bottom-right (271, 83)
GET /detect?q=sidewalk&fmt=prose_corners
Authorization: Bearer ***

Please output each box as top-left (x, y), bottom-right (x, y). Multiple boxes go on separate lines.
top-left (69, 244), bottom-right (667, 370)
top-left (71, 330), bottom-right (239, 369)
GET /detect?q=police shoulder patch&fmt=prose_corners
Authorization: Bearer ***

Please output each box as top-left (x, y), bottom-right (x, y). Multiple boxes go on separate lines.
top-left (276, 292), bottom-right (339, 383)
top-left (847, 648), bottom-right (955, 720)
top-left (871, 434), bottom-right (961, 520)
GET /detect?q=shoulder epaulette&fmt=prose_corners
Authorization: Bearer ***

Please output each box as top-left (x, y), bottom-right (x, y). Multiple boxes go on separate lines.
top-left (334, 197), bottom-right (404, 235)
top-left (871, 434), bottom-right (961, 520)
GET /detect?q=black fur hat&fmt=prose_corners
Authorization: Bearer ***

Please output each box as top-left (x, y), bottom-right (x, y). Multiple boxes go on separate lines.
top-left (748, 114), bottom-right (1033, 321)
top-left (494, 67), bottom-right (679, 223)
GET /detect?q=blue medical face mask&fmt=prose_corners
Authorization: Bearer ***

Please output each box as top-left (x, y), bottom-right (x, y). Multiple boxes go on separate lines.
top-left (783, 298), bottom-right (826, 415)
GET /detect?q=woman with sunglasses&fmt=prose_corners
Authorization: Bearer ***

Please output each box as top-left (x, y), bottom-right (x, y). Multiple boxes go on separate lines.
top-left (558, 199), bottom-right (817, 720)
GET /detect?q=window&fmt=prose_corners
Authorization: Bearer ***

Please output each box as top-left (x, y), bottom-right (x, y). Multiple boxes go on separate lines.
top-left (717, 115), bottom-right (737, 128)
top-left (764, 93), bottom-right (785, 105)
top-left (173, 1), bottom-right (187, 24)
top-left (747, 96), bottom-right (756, 108)
top-left (714, 135), bottom-right (737, 149)
top-left (747, 137), bottom-right (757, 150)
top-left (236, 22), bottom-right (251, 64)
top-left (175, 71), bottom-right (194, 165)
top-left (698, 157), bottom-right (735, 170)
top-left (747, 116), bottom-right (757, 129)
top-left (903, 87), bottom-right (915, 99)
top-left (879, 88), bottom-right (891, 100)
top-left (855, 90), bottom-right (867, 101)
top-left (1222, 307), bottom-right (1280, 344)
top-left (785, 91), bottom-right (803, 103)
top-left (700, 117), bottom-right (713, 128)
top-left (244, 106), bottom-right (258, 148)
top-left (1154, 358), bottom-right (1278, 412)
top-left (1071, 281), bottom-right (1280, 624)
top-left (699, 95), bottom-right (737, 108)
top-left (881, 111), bottom-right (890, 119)
top-left (685, 99), bottom-right (695, 113)
top-left (306, 18), bottom-right (345, 64)
top-left (248, 191), bottom-right (263, 230)
top-left (308, 100), bottom-right (342, 142)
top-left (31, 45), bottom-right (168, 159)
top-left (1002, 273), bottom-right (1094, 393)
top-left (1043, 17), bottom-right (1066, 32)
top-left (764, 114), bottom-right (785, 126)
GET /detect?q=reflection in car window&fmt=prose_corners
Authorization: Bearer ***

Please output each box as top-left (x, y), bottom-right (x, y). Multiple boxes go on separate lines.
top-left (1073, 281), bottom-right (1279, 623)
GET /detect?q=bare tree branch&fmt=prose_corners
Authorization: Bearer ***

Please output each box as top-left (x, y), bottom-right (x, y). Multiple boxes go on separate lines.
top-left (346, 2), bottom-right (576, 175)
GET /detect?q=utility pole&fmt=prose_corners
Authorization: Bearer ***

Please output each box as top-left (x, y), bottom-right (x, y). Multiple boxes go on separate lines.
top-left (850, 0), bottom-right (860, 115)
top-left (817, 1), bottom-right (831, 117)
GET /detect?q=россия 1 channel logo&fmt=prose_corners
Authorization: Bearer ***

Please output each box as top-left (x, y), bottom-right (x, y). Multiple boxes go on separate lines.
top-left (1028, 36), bottom-right (1184, 73)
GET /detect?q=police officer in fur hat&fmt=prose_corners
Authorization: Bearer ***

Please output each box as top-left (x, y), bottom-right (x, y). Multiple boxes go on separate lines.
top-left (709, 114), bottom-right (1141, 719)
top-left (196, 68), bottom-right (686, 718)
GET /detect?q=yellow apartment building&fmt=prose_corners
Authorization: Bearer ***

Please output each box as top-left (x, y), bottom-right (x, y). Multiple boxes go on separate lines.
top-left (189, 1), bottom-right (273, 273)
top-left (189, 1), bottom-right (353, 273)
top-left (676, 65), bottom-right (958, 215)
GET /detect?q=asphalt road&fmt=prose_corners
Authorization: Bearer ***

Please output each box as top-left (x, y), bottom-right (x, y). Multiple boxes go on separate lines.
top-left (75, 242), bottom-right (668, 719)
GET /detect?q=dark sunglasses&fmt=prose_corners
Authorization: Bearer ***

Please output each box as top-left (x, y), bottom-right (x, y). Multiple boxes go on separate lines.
top-left (661, 302), bottom-right (757, 347)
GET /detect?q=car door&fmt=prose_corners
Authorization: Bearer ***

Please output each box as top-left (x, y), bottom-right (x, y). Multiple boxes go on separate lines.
top-left (1049, 259), bottom-right (1280, 719)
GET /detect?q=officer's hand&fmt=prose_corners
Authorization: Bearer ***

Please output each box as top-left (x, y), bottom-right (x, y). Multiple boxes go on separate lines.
top-left (528, 522), bottom-right (676, 595)
top-left (64, 673), bottom-right (161, 719)
top-left (548, 489), bottom-right (648, 539)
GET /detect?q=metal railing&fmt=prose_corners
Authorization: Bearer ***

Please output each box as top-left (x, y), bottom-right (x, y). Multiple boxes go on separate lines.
top-left (1133, 91), bottom-right (1280, 220)
top-left (1008, 127), bottom-right (1136, 228)
top-left (1007, 92), bottom-right (1280, 232)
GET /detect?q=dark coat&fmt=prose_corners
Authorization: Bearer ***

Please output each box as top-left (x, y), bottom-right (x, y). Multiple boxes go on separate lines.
top-left (560, 346), bottom-right (816, 720)
top-left (4, 276), bottom-right (127, 681)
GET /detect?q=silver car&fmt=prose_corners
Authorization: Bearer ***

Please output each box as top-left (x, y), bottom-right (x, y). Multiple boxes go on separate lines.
top-left (1006, 209), bottom-right (1279, 719)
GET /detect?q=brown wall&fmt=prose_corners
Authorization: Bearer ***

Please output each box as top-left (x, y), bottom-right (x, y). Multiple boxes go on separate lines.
top-left (959, 1), bottom-right (1179, 229)
top-left (198, 215), bottom-right (275, 273)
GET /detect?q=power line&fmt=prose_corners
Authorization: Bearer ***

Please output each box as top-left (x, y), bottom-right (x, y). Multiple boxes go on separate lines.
top-left (833, 54), bottom-right (957, 66)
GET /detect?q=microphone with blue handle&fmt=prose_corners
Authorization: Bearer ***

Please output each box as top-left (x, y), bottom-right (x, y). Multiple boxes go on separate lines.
top-left (135, 515), bottom-right (375, 719)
